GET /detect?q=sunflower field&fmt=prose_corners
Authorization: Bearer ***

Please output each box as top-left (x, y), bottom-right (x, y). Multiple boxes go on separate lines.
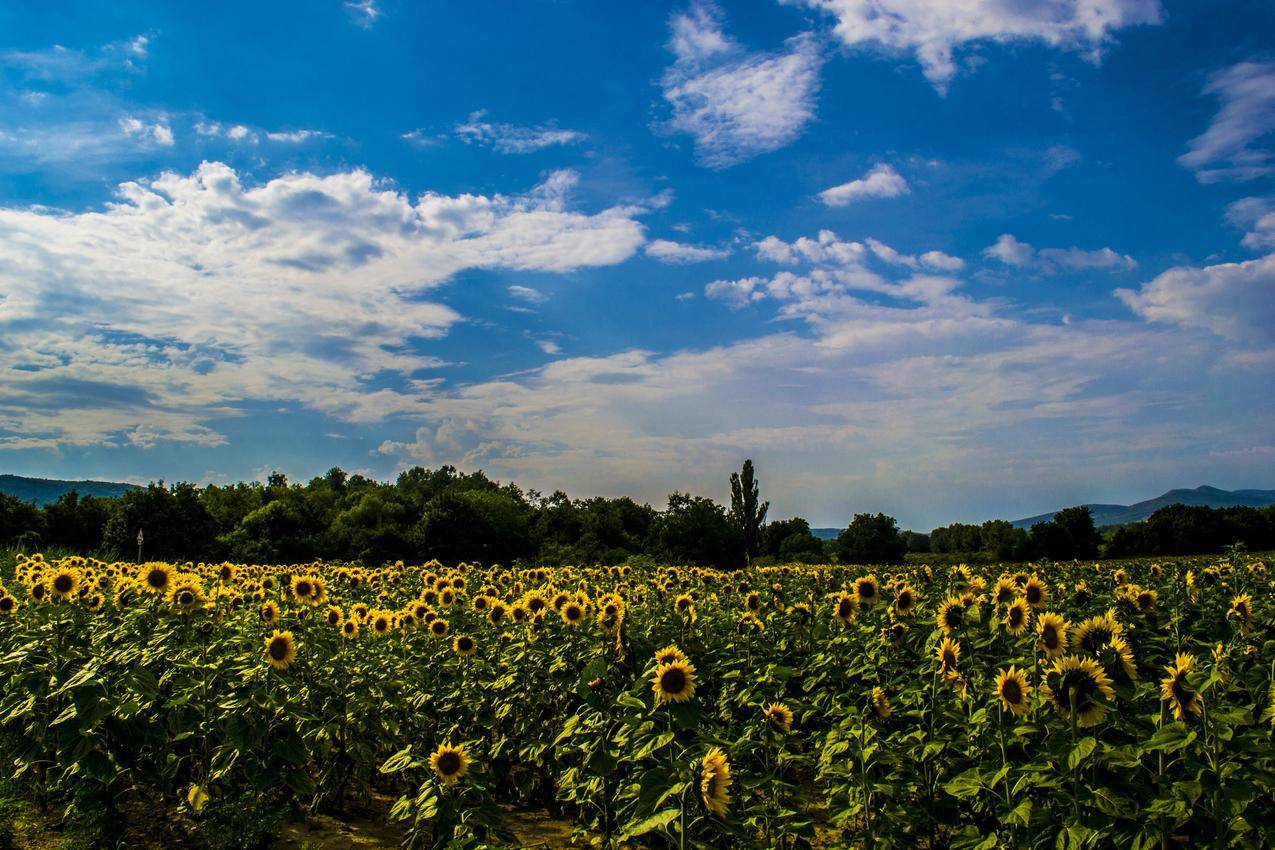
top-left (0, 550), bottom-right (1273, 849)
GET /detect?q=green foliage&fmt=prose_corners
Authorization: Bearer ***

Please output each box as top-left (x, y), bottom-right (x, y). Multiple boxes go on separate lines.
top-left (836, 513), bottom-right (906, 565)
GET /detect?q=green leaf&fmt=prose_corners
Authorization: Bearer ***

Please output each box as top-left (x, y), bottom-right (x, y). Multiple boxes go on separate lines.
top-left (620, 808), bottom-right (680, 841)
top-left (1068, 737), bottom-right (1097, 771)
top-left (944, 768), bottom-right (983, 799)
top-left (379, 746), bottom-right (415, 774)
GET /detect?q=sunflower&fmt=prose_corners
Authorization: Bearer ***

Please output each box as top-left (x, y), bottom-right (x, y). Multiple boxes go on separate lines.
top-left (341, 617), bottom-right (359, 639)
top-left (1043, 656), bottom-right (1115, 727)
top-left (1004, 597), bottom-right (1031, 636)
top-left (371, 611), bottom-right (393, 636)
top-left (1101, 635), bottom-right (1139, 685)
top-left (429, 618), bottom-right (450, 637)
top-left (744, 591), bottom-right (761, 612)
top-left (138, 563), bottom-right (175, 595)
top-left (674, 593), bottom-right (695, 614)
top-left (651, 660), bottom-right (697, 704)
top-left (763, 702), bottom-right (793, 733)
top-left (654, 645), bottom-right (688, 666)
top-left (700, 748), bottom-right (732, 817)
top-left (993, 576), bottom-right (1018, 606)
top-left (936, 596), bottom-right (964, 634)
top-left (217, 563), bottom-right (236, 583)
top-left (561, 601), bottom-right (585, 626)
top-left (871, 686), bottom-right (892, 720)
top-left (1036, 612), bottom-right (1069, 658)
top-left (453, 634), bottom-right (477, 657)
top-left (263, 631), bottom-right (297, 671)
top-left (260, 600), bottom-right (280, 625)
top-left (833, 593), bottom-right (857, 624)
top-left (893, 583), bottom-right (917, 616)
top-left (935, 636), bottom-right (961, 674)
top-left (1229, 594), bottom-right (1253, 631)
top-left (1022, 576), bottom-right (1049, 608)
top-left (855, 575), bottom-right (880, 607)
top-left (172, 582), bottom-right (203, 613)
top-left (290, 575), bottom-right (316, 602)
top-left (429, 743), bottom-right (470, 786)
top-left (1072, 611), bottom-right (1121, 655)
top-left (49, 568), bottom-right (81, 601)
top-left (0, 596), bottom-right (17, 615)
top-left (994, 667), bottom-right (1032, 716)
top-left (28, 582), bottom-right (47, 603)
top-left (324, 605), bottom-right (343, 628)
top-left (1160, 653), bottom-right (1202, 721)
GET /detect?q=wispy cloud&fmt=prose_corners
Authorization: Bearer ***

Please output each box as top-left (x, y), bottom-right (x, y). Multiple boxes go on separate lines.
top-left (790, 0), bottom-right (1161, 93)
top-left (344, 0), bottom-right (382, 29)
top-left (1179, 61), bottom-right (1275, 183)
top-left (983, 234), bottom-right (1137, 273)
top-left (645, 239), bottom-right (731, 263)
top-left (452, 110), bottom-right (585, 154)
top-left (659, 1), bottom-right (823, 169)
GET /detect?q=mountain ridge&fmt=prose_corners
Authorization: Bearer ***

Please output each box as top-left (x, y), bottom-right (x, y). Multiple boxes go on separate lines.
top-left (0, 474), bottom-right (140, 506)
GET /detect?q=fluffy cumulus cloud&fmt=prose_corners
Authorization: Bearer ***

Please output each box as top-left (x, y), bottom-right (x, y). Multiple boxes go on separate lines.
top-left (0, 162), bottom-right (647, 449)
top-left (1116, 253), bottom-right (1275, 345)
top-left (1179, 62), bottom-right (1275, 183)
top-left (377, 227), bottom-right (1271, 528)
top-left (790, 0), bottom-right (1161, 92)
top-left (660, 1), bottom-right (823, 168)
top-left (453, 110), bottom-right (586, 154)
top-left (983, 233), bottom-right (1137, 273)
top-left (818, 163), bottom-right (910, 206)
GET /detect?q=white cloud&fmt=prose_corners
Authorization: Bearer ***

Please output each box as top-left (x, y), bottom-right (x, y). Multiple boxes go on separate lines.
top-left (645, 239), bottom-right (731, 263)
top-left (453, 110), bottom-right (585, 154)
top-left (1227, 197), bottom-right (1275, 250)
top-left (0, 163), bottom-right (647, 449)
top-left (1116, 253), bottom-right (1275, 344)
top-left (818, 163), bottom-right (910, 206)
top-left (266, 129), bottom-right (330, 143)
top-left (791, 0), bottom-right (1161, 92)
top-left (0, 34), bottom-right (152, 81)
top-left (660, 2), bottom-right (823, 169)
top-left (376, 234), bottom-right (1263, 529)
top-left (119, 116), bottom-right (174, 146)
top-left (984, 233), bottom-right (1136, 273)
top-left (1179, 62), bottom-right (1275, 183)
top-left (345, 0), bottom-right (382, 28)
top-left (508, 285), bottom-right (549, 304)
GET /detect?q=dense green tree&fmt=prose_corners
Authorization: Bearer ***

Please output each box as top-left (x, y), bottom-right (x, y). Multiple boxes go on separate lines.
top-left (836, 512), bottom-right (906, 565)
top-left (729, 459), bottom-right (769, 564)
top-left (102, 482), bottom-right (219, 561)
top-left (656, 492), bottom-right (744, 568)
top-left (414, 488), bottom-right (532, 566)
top-left (0, 492), bottom-right (44, 550)
top-left (41, 491), bottom-right (110, 553)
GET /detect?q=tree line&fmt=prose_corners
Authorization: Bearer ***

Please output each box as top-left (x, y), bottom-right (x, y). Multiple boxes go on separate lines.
top-left (0, 461), bottom-right (1269, 566)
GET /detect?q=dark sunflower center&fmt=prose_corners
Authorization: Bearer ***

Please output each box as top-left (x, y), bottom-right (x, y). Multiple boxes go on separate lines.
top-left (458, 637), bottom-right (473, 652)
top-left (566, 605), bottom-right (582, 620)
top-left (53, 575), bottom-right (74, 594)
top-left (838, 599), bottom-right (854, 618)
top-left (1, 598), bottom-right (14, 612)
top-left (269, 638), bottom-right (289, 660)
top-left (344, 621), bottom-right (355, 633)
top-left (437, 751), bottom-right (461, 775)
top-left (1009, 608), bottom-right (1024, 626)
top-left (146, 570), bottom-right (168, 589)
top-left (1026, 586), bottom-right (1041, 604)
top-left (296, 581), bottom-right (312, 597)
top-left (1043, 628), bottom-right (1059, 649)
top-left (432, 621), bottom-right (446, 634)
top-left (661, 667), bottom-right (688, 694)
top-left (859, 584), bottom-right (876, 599)
top-left (1001, 678), bottom-right (1022, 703)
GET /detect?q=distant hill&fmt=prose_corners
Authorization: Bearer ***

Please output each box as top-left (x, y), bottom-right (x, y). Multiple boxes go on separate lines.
top-left (0, 474), bottom-right (139, 506)
top-left (812, 527), bottom-right (839, 540)
top-left (1010, 485), bottom-right (1275, 529)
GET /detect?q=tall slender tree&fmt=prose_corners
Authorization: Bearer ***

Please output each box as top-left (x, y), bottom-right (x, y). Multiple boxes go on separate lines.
top-left (729, 459), bottom-right (769, 564)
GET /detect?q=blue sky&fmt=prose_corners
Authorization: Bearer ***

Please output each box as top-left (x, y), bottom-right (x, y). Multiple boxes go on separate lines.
top-left (0, 0), bottom-right (1273, 529)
